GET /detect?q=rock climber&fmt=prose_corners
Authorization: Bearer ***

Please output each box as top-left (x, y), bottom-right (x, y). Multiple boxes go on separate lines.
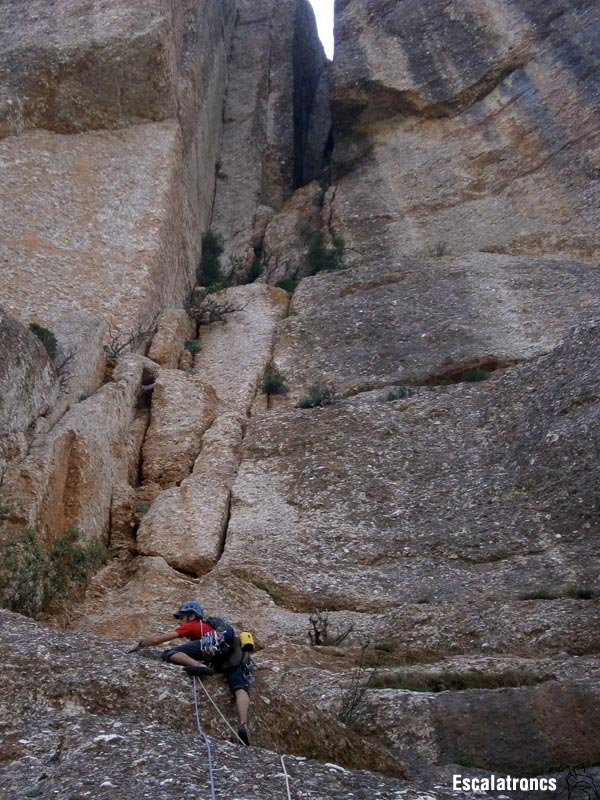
top-left (130, 599), bottom-right (252, 745)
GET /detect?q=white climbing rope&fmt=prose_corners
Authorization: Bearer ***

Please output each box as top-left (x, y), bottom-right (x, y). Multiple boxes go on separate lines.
top-left (280, 755), bottom-right (293, 800)
top-left (191, 676), bottom-right (218, 800)
top-left (197, 678), bottom-right (247, 745)
top-left (195, 677), bottom-right (293, 800)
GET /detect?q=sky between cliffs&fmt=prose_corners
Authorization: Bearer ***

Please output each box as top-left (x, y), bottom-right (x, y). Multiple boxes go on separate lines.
top-left (308, 0), bottom-right (334, 59)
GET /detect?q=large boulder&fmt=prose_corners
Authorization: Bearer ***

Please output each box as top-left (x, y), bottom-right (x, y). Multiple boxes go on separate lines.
top-left (141, 369), bottom-right (220, 491)
top-left (1, 355), bottom-right (156, 543)
top-left (137, 412), bottom-right (245, 575)
top-left (262, 182), bottom-right (324, 283)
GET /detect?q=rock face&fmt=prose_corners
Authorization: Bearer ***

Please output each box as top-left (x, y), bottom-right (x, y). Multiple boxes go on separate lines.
top-left (330, 0), bottom-right (600, 265)
top-left (0, 608), bottom-right (514, 799)
top-left (210, 0), bottom-right (331, 268)
top-left (262, 181), bottom-right (325, 283)
top-left (141, 369), bottom-right (220, 491)
top-left (0, 0), bottom-right (236, 330)
top-left (0, 308), bottom-right (57, 482)
top-left (137, 283), bottom-right (286, 573)
top-left (226, 321), bottom-right (600, 612)
top-left (273, 252), bottom-right (600, 398)
top-left (2, 356), bottom-right (157, 544)
top-left (1, 0), bottom-right (600, 795)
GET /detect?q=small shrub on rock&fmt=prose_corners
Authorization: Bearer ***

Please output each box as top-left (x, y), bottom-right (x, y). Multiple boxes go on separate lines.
top-left (462, 367), bottom-right (490, 383)
top-left (0, 526), bottom-right (108, 617)
top-left (28, 322), bottom-right (58, 359)
top-left (276, 277), bottom-right (299, 294)
top-left (309, 608), bottom-right (353, 647)
top-left (104, 313), bottom-right (160, 364)
top-left (184, 339), bottom-right (202, 355)
top-left (297, 380), bottom-right (337, 409)
top-left (386, 386), bottom-right (415, 401)
top-left (430, 241), bottom-right (449, 257)
top-left (300, 223), bottom-right (346, 274)
top-left (136, 500), bottom-right (151, 515)
top-left (262, 370), bottom-right (289, 395)
top-left (184, 288), bottom-right (246, 326)
top-left (568, 587), bottom-right (595, 599)
top-left (198, 231), bottom-right (224, 286)
top-left (339, 643), bottom-right (380, 726)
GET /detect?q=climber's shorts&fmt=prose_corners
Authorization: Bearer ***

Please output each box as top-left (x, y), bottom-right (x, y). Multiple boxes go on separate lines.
top-left (222, 665), bottom-right (250, 695)
top-left (161, 642), bottom-right (251, 695)
top-left (161, 640), bottom-right (206, 662)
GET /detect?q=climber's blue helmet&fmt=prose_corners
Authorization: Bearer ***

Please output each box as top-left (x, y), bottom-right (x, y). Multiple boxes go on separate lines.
top-left (173, 600), bottom-right (205, 620)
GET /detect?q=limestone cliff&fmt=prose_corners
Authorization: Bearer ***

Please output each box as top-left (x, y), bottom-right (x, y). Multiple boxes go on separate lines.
top-left (0, 0), bottom-right (236, 329)
top-left (1, 0), bottom-right (599, 798)
top-left (330, 0), bottom-right (600, 264)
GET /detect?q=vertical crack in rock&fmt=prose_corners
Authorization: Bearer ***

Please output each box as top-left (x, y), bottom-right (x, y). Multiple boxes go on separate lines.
top-left (136, 283), bottom-right (287, 576)
top-left (215, 490), bottom-right (233, 564)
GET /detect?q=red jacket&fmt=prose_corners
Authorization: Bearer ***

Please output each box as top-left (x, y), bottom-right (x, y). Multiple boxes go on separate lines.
top-left (175, 620), bottom-right (215, 640)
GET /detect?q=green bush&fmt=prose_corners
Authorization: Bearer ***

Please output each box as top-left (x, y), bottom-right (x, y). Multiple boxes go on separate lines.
top-left (246, 245), bottom-right (264, 283)
top-left (386, 386), bottom-right (415, 401)
top-left (184, 339), bottom-right (202, 355)
top-left (569, 587), bottom-right (595, 600)
top-left (300, 224), bottom-right (346, 273)
top-left (462, 368), bottom-right (490, 383)
top-left (262, 370), bottom-right (289, 395)
top-left (373, 641), bottom-right (395, 654)
top-left (28, 322), bottom-right (58, 359)
top-left (454, 756), bottom-right (478, 769)
top-left (197, 231), bottom-right (224, 286)
top-left (276, 277), bottom-right (299, 294)
top-left (297, 381), bottom-right (337, 409)
top-left (518, 589), bottom-right (561, 601)
top-left (369, 668), bottom-right (550, 693)
top-left (0, 526), bottom-right (108, 617)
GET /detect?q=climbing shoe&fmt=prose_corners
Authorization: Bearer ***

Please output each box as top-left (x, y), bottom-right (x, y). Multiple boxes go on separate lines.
top-left (184, 664), bottom-right (215, 677)
top-left (237, 725), bottom-right (250, 746)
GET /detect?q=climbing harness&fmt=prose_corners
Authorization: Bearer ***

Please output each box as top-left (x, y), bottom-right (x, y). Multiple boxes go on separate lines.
top-left (191, 676), bottom-right (218, 800)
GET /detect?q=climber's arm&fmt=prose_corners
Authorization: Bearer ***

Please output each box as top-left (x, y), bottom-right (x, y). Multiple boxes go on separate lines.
top-left (130, 629), bottom-right (182, 651)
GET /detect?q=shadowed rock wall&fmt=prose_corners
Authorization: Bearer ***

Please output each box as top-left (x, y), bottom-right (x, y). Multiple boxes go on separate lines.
top-left (330, 0), bottom-right (600, 264)
top-left (210, 0), bottom-right (331, 268)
